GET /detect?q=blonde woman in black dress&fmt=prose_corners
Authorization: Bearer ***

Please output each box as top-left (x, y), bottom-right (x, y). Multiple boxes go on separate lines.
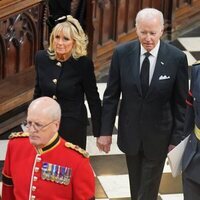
top-left (34, 15), bottom-right (101, 149)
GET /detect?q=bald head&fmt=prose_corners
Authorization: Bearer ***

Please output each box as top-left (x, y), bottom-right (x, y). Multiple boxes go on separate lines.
top-left (28, 97), bottom-right (61, 122)
top-left (27, 97), bottom-right (61, 148)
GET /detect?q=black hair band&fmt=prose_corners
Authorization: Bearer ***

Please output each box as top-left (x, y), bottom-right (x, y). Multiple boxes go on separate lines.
top-left (55, 16), bottom-right (79, 34)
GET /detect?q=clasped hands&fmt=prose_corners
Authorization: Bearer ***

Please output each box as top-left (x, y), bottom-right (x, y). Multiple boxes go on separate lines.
top-left (96, 136), bottom-right (112, 153)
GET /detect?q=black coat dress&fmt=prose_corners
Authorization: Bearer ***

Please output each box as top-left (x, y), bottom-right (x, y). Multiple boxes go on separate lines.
top-left (34, 50), bottom-right (101, 149)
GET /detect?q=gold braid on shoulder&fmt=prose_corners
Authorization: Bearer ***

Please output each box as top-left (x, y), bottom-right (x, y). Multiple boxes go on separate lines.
top-left (65, 142), bottom-right (89, 158)
top-left (9, 132), bottom-right (29, 139)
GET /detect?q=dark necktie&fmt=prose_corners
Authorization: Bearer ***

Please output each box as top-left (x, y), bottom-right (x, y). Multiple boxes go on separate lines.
top-left (140, 52), bottom-right (151, 97)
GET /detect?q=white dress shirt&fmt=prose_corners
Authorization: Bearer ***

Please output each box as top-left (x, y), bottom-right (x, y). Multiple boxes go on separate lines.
top-left (140, 41), bottom-right (160, 85)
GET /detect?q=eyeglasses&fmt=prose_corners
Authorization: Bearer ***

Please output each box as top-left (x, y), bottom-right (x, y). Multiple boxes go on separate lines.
top-left (21, 120), bottom-right (56, 132)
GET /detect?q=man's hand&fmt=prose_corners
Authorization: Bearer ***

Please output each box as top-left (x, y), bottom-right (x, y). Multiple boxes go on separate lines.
top-left (96, 136), bottom-right (112, 153)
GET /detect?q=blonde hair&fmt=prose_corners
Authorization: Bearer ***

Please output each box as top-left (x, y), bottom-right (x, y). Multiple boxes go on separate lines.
top-left (48, 15), bottom-right (88, 59)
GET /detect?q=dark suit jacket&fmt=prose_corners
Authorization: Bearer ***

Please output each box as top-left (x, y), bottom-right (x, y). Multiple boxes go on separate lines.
top-left (101, 40), bottom-right (188, 159)
top-left (34, 50), bottom-right (101, 137)
top-left (182, 63), bottom-right (200, 183)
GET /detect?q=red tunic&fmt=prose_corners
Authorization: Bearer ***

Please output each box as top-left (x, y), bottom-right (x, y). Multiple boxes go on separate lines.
top-left (2, 132), bottom-right (95, 200)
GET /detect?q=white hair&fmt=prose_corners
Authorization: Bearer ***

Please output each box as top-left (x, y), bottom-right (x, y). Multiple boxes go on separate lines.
top-left (135, 8), bottom-right (164, 28)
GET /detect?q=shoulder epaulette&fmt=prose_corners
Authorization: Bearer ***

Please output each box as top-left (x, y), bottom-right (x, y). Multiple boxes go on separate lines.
top-left (65, 142), bottom-right (89, 158)
top-left (9, 132), bottom-right (29, 139)
top-left (193, 60), bottom-right (200, 66)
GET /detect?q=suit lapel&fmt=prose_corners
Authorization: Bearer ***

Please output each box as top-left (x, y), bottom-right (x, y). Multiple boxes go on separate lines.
top-left (127, 41), bottom-right (141, 94)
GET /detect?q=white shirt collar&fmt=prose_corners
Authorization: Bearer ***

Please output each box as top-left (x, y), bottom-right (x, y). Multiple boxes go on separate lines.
top-left (140, 40), bottom-right (160, 57)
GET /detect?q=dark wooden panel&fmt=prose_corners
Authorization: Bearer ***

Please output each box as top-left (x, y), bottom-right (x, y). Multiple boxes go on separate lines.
top-left (86, 0), bottom-right (200, 70)
top-left (71, 0), bottom-right (81, 16)
top-left (0, 37), bottom-right (3, 78)
top-left (0, 0), bottom-right (47, 133)
top-left (0, 0), bottom-right (21, 7)
top-left (0, 0), bottom-right (41, 19)
top-left (141, 0), bottom-right (153, 7)
top-left (127, 0), bottom-right (140, 32)
top-left (172, 0), bottom-right (200, 34)
top-left (0, 67), bottom-right (35, 115)
top-left (1, 14), bottom-right (34, 77)
top-left (152, 0), bottom-right (162, 9)
top-left (116, 0), bottom-right (126, 37)
top-left (100, 0), bottom-right (116, 44)
top-left (176, 0), bottom-right (188, 7)
top-left (0, 0), bottom-right (47, 80)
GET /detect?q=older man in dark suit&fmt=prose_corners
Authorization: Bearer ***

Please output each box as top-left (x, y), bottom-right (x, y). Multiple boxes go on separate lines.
top-left (97, 8), bottom-right (188, 200)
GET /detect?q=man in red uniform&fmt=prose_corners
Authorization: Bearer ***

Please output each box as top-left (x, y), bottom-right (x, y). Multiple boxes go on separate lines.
top-left (2, 96), bottom-right (95, 200)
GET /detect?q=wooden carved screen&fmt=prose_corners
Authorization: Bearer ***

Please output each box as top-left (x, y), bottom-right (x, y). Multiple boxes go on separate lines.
top-left (87, 0), bottom-right (172, 69)
top-left (0, 0), bottom-right (46, 80)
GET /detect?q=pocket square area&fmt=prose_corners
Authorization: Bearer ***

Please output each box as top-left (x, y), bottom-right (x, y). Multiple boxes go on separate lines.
top-left (159, 75), bottom-right (170, 80)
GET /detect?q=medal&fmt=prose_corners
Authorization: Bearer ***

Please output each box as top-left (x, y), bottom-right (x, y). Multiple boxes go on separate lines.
top-left (55, 165), bottom-right (61, 183)
top-left (46, 163), bottom-right (52, 180)
top-left (41, 162), bottom-right (72, 185)
top-left (50, 164), bottom-right (58, 182)
top-left (63, 167), bottom-right (71, 185)
top-left (41, 162), bottom-right (48, 180)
